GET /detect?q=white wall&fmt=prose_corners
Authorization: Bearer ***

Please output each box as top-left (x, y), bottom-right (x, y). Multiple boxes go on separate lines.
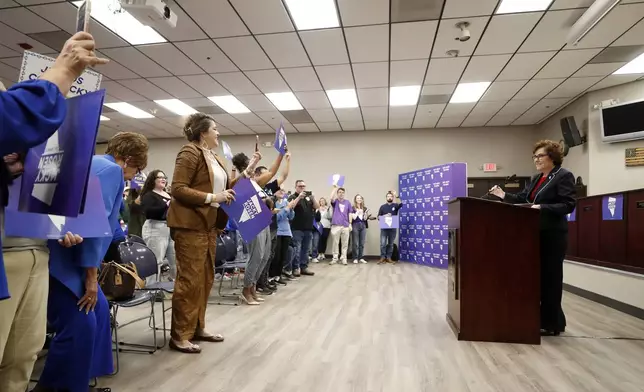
top-left (538, 79), bottom-right (644, 309)
top-left (145, 126), bottom-right (538, 256)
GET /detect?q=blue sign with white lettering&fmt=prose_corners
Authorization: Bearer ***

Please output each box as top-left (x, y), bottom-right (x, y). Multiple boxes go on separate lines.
top-left (220, 179), bottom-right (272, 241)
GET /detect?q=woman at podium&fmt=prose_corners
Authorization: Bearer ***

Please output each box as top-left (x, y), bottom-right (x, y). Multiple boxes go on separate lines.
top-left (490, 140), bottom-right (576, 336)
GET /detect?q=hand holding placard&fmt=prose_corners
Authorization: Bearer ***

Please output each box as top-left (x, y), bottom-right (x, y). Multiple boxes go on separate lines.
top-left (330, 174), bottom-right (345, 187)
top-left (274, 124), bottom-right (287, 155)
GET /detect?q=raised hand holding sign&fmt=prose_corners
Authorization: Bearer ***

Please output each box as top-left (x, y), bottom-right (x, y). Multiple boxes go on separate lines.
top-left (274, 123), bottom-right (287, 155)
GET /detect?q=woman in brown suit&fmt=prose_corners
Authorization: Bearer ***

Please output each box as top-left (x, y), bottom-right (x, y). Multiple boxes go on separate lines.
top-left (167, 113), bottom-right (259, 353)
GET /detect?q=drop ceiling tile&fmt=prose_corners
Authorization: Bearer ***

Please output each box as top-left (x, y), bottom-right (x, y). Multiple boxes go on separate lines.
top-left (535, 48), bottom-right (602, 79)
top-left (443, 103), bottom-right (475, 117)
top-left (513, 78), bottom-right (565, 100)
top-left (588, 74), bottom-right (644, 91)
top-left (0, 7), bottom-right (58, 34)
top-left (590, 46), bottom-right (644, 64)
top-left (432, 16), bottom-right (488, 58)
top-left (460, 54), bottom-right (512, 83)
top-left (391, 21), bottom-right (438, 60)
top-left (150, 4), bottom-right (208, 42)
top-left (389, 106), bottom-right (416, 119)
top-left (138, 44), bottom-right (203, 76)
top-left (0, 1), bottom-right (19, 7)
top-left (215, 36), bottom-right (273, 71)
top-left (133, 101), bottom-right (176, 117)
top-left (232, 112), bottom-right (267, 126)
top-left (496, 52), bottom-right (557, 81)
top-left (0, 17), bottom-right (56, 55)
top-left (308, 109), bottom-right (337, 123)
top-left (422, 84), bottom-right (456, 95)
top-left (175, 40), bottom-right (238, 73)
top-left (436, 117), bottom-right (463, 128)
top-left (496, 99), bottom-right (538, 117)
top-left (391, 0), bottom-right (442, 22)
top-left (315, 64), bottom-right (355, 90)
top-left (0, 45), bottom-right (19, 59)
top-left (237, 94), bottom-right (276, 111)
top-left (181, 98), bottom-right (217, 108)
top-left (229, 0), bottom-right (293, 34)
top-left (102, 81), bottom-right (147, 102)
top-left (365, 119), bottom-right (388, 130)
top-left (469, 101), bottom-right (507, 117)
top-left (612, 18), bottom-right (644, 47)
top-left (550, 0), bottom-right (594, 10)
top-left (0, 56), bottom-right (20, 68)
top-left (358, 88), bottom-right (388, 107)
top-left (345, 25), bottom-right (389, 63)
top-left (295, 123), bottom-right (320, 133)
top-left (353, 62), bottom-right (389, 89)
top-left (389, 118), bottom-right (413, 129)
top-left (425, 57), bottom-right (469, 85)
top-left (564, 3), bottom-right (644, 50)
top-left (102, 47), bottom-right (172, 78)
top-left (515, 98), bottom-right (571, 123)
top-left (337, 0), bottom-right (389, 26)
top-left (361, 107), bottom-right (388, 121)
top-left (442, 0), bottom-right (498, 18)
top-left (300, 29), bottom-right (349, 66)
top-left (180, 74), bottom-right (230, 97)
top-left (248, 124), bottom-right (275, 134)
top-left (390, 60), bottom-right (428, 87)
top-left (295, 91), bottom-right (331, 109)
top-left (317, 122), bottom-right (342, 132)
top-left (252, 111), bottom-right (287, 127)
top-left (475, 13), bottom-right (542, 55)
top-left (124, 79), bottom-right (174, 101)
top-left (93, 51), bottom-right (140, 80)
top-left (341, 121), bottom-right (365, 131)
top-left (335, 108), bottom-right (363, 122)
top-left (0, 62), bottom-right (17, 81)
top-left (148, 77), bottom-right (203, 99)
top-left (481, 81), bottom-right (527, 102)
top-left (256, 33), bottom-right (310, 68)
top-left (520, 9), bottom-right (586, 53)
top-left (545, 76), bottom-right (603, 98)
top-left (211, 72), bottom-right (261, 95)
top-left (244, 69), bottom-right (289, 93)
top-left (180, 0), bottom-right (249, 38)
top-left (573, 63), bottom-right (626, 77)
top-left (462, 115), bottom-right (493, 127)
top-left (279, 67), bottom-right (322, 91)
top-left (486, 115), bottom-right (517, 126)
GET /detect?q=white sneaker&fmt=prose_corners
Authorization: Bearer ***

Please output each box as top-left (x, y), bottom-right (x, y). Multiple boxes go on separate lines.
top-left (353, 259), bottom-right (358, 264)
top-left (311, 258), bottom-right (320, 263)
top-left (342, 259), bottom-right (348, 265)
top-left (318, 254), bottom-right (326, 261)
top-left (359, 259), bottom-right (367, 264)
top-left (330, 259), bottom-right (338, 265)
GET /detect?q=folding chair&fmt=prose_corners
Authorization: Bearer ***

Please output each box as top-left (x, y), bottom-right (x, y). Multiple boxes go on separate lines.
top-left (210, 231), bottom-right (245, 306)
top-left (109, 241), bottom-right (165, 375)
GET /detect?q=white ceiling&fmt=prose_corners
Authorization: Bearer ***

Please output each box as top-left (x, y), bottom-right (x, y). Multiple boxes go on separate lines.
top-left (0, 0), bottom-right (643, 141)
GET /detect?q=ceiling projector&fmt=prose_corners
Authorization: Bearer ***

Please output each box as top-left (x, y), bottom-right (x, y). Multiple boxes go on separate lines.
top-left (119, 0), bottom-right (177, 29)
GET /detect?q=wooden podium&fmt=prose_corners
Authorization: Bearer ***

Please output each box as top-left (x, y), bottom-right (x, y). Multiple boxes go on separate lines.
top-left (446, 197), bottom-right (541, 345)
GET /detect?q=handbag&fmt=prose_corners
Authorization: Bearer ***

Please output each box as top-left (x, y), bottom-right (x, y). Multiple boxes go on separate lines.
top-left (98, 261), bottom-right (145, 301)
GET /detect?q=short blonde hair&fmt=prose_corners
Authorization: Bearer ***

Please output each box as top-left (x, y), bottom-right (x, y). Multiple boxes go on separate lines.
top-left (105, 132), bottom-right (149, 170)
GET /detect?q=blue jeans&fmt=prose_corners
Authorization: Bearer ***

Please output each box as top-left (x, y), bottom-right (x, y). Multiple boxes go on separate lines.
top-left (311, 230), bottom-right (320, 258)
top-left (292, 230), bottom-right (312, 270)
top-left (352, 222), bottom-right (367, 259)
top-left (380, 229), bottom-right (397, 258)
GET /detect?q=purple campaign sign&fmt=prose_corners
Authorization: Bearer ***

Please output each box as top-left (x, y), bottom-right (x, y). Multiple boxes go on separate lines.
top-left (18, 89), bottom-right (105, 217)
top-left (330, 174), bottom-right (345, 187)
top-left (567, 208), bottom-right (576, 222)
top-left (5, 175), bottom-right (111, 239)
top-left (222, 141), bottom-right (233, 161)
top-left (313, 220), bottom-right (323, 234)
top-left (130, 171), bottom-right (146, 190)
top-left (602, 194), bottom-right (624, 220)
top-left (219, 178), bottom-right (272, 241)
top-left (379, 215), bottom-right (399, 229)
top-left (274, 124), bottom-right (287, 155)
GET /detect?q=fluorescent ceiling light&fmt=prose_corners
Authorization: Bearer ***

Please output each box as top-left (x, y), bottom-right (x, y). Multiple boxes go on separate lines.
top-left (154, 99), bottom-right (197, 116)
top-left (72, 0), bottom-right (166, 45)
top-left (496, 0), bottom-right (553, 14)
top-left (208, 95), bottom-right (251, 114)
top-left (450, 82), bottom-right (491, 103)
top-left (104, 102), bottom-right (154, 119)
top-left (390, 86), bottom-right (421, 107)
top-left (326, 89), bottom-right (358, 109)
top-left (614, 52), bottom-right (644, 75)
top-left (284, 0), bottom-right (339, 30)
top-left (100, 115), bottom-right (110, 121)
top-left (265, 92), bottom-right (303, 111)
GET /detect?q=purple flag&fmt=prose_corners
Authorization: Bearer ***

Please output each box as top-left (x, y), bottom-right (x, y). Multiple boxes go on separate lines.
top-left (222, 141), bottom-right (233, 161)
top-left (313, 220), bottom-right (323, 234)
top-left (5, 175), bottom-right (111, 239)
top-left (130, 171), bottom-right (146, 190)
top-left (567, 208), bottom-right (576, 222)
top-left (602, 194), bottom-right (623, 220)
top-left (330, 174), bottom-right (345, 187)
top-left (379, 215), bottom-right (399, 229)
top-left (17, 89), bottom-right (105, 217)
top-left (274, 124), bottom-right (287, 155)
top-left (219, 178), bottom-right (272, 241)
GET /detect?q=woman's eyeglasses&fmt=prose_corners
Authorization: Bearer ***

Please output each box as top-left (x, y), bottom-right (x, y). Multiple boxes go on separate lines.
top-left (532, 153), bottom-right (548, 160)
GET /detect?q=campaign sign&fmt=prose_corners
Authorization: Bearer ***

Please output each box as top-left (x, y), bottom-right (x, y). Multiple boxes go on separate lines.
top-left (18, 90), bottom-right (106, 217)
top-left (5, 175), bottom-right (111, 239)
top-left (18, 51), bottom-right (102, 97)
top-left (313, 220), bottom-right (324, 234)
top-left (222, 141), bottom-right (233, 161)
top-left (130, 171), bottom-right (147, 190)
top-left (330, 174), bottom-right (345, 187)
top-left (602, 194), bottom-right (624, 221)
top-left (274, 124), bottom-right (287, 155)
top-left (567, 208), bottom-right (576, 222)
top-left (220, 178), bottom-right (272, 241)
top-left (379, 215), bottom-right (399, 229)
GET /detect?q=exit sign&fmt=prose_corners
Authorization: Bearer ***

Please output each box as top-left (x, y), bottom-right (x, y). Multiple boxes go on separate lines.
top-left (483, 163), bottom-right (497, 172)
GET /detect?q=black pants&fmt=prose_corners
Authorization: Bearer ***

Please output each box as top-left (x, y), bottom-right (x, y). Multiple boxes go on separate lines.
top-left (540, 229), bottom-right (567, 332)
top-left (270, 235), bottom-right (291, 278)
top-left (318, 228), bottom-right (331, 254)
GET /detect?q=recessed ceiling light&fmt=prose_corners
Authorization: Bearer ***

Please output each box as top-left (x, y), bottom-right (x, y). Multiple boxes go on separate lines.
top-left (208, 95), bottom-right (251, 114)
top-left (613, 52), bottom-right (644, 75)
top-left (450, 82), bottom-right (491, 103)
top-left (496, 0), bottom-right (554, 14)
top-left (284, 0), bottom-right (339, 30)
top-left (104, 102), bottom-right (154, 119)
top-left (72, 0), bottom-right (166, 45)
top-left (154, 99), bottom-right (197, 116)
top-left (265, 92), bottom-right (303, 111)
top-left (100, 115), bottom-right (110, 121)
top-left (326, 89), bottom-right (359, 109)
top-left (390, 86), bottom-right (421, 107)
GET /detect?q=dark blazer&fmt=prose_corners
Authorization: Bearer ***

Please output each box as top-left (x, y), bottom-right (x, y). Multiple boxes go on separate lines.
top-left (503, 166), bottom-right (576, 231)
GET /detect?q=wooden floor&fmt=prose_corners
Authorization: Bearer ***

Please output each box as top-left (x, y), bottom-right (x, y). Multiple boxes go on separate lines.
top-left (51, 262), bottom-right (644, 392)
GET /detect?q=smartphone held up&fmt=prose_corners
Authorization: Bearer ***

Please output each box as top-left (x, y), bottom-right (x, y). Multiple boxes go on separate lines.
top-left (76, 0), bottom-right (92, 32)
